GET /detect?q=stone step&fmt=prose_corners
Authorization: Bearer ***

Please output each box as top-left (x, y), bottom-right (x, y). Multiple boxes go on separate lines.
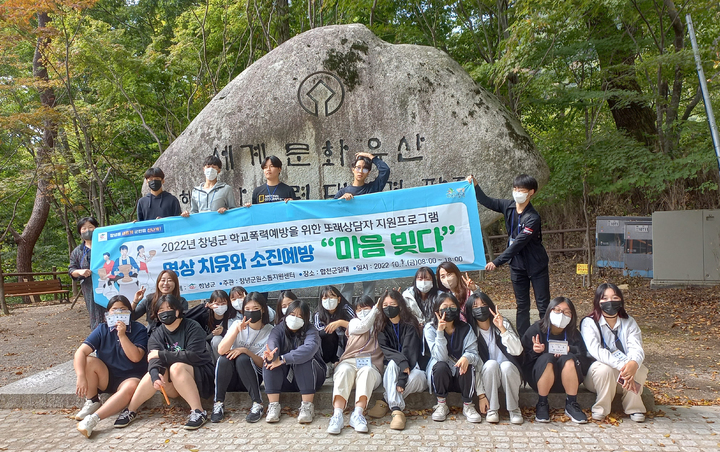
top-left (0, 360), bottom-right (654, 413)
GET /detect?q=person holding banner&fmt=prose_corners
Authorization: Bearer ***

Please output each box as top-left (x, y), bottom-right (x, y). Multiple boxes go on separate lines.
top-left (326, 295), bottom-right (384, 435)
top-left (213, 292), bottom-right (273, 423)
top-left (367, 290), bottom-right (426, 430)
top-left (74, 295), bottom-right (148, 438)
top-left (263, 299), bottom-right (326, 424)
top-left (131, 270), bottom-right (188, 334)
top-left (424, 292), bottom-right (483, 423)
top-left (274, 290), bottom-right (298, 325)
top-left (250, 156), bottom-right (299, 204)
top-left (402, 267), bottom-right (439, 325)
top-left (118, 294), bottom-right (214, 430)
top-left (334, 152), bottom-right (390, 304)
top-left (181, 155), bottom-right (236, 216)
top-left (69, 216), bottom-right (105, 330)
top-left (521, 297), bottom-right (588, 424)
top-left (464, 292), bottom-right (524, 425)
top-left (314, 286), bottom-right (356, 377)
top-left (136, 167), bottom-right (181, 221)
top-left (581, 283), bottom-right (647, 423)
top-left (466, 174), bottom-right (550, 337)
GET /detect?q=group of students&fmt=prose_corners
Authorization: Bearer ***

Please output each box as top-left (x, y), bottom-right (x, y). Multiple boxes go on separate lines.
top-left (72, 261), bottom-right (648, 438)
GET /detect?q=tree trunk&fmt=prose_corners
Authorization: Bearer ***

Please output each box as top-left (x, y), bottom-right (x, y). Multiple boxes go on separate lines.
top-left (276, 0), bottom-right (290, 44)
top-left (14, 11), bottom-right (55, 290)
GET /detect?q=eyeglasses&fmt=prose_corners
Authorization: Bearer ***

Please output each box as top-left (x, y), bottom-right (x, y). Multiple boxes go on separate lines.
top-left (352, 166), bottom-right (369, 174)
top-left (552, 307), bottom-right (572, 316)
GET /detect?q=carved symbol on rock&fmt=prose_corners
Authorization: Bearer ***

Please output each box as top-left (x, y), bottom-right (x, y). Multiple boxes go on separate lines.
top-left (297, 71), bottom-right (345, 117)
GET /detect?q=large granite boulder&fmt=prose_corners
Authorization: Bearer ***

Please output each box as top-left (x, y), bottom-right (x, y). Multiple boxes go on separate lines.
top-left (153, 24), bottom-right (548, 225)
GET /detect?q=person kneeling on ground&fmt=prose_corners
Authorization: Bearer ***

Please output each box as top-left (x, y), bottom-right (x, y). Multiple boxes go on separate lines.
top-left (521, 296), bottom-right (589, 424)
top-left (75, 295), bottom-right (148, 438)
top-left (327, 295), bottom-right (385, 435)
top-left (581, 283), bottom-right (648, 423)
top-left (465, 292), bottom-right (524, 425)
top-left (262, 299), bottom-right (326, 424)
top-left (116, 294), bottom-right (215, 430)
top-left (424, 292), bottom-right (483, 423)
top-left (367, 290), bottom-right (427, 430)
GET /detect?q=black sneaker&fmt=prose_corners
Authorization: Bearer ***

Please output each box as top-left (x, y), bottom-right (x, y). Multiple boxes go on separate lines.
top-left (211, 402), bottom-right (224, 423)
top-left (184, 409), bottom-right (208, 430)
top-left (535, 400), bottom-right (550, 423)
top-left (565, 400), bottom-right (587, 424)
top-left (114, 409), bottom-right (137, 428)
top-left (245, 402), bottom-right (264, 423)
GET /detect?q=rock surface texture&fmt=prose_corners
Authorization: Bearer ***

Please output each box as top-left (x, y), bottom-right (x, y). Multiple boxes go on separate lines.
top-left (153, 24), bottom-right (549, 224)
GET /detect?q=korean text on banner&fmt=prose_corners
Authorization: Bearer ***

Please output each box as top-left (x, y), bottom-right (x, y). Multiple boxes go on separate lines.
top-left (90, 181), bottom-right (485, 307)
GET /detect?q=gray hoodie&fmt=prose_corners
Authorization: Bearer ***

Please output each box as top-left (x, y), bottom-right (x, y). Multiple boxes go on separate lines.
top-left (190, 181), bottom-right (237, 213)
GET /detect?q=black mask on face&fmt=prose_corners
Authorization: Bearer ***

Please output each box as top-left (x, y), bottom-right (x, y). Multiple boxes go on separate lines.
top-left (440, 307), bottom-right (458, 322)
top-left (244, 310), bottom-right (262, 323)
top-left (158, 310), bottom-right (177, 325)
top-left (383, 305), bottom-right (400, 319)
top-left (148, 179), bottom-right (162, 191)
top-left (472, 306), bottom-right (491, 322)
top-left (600, 301), bottom-right (623, 317)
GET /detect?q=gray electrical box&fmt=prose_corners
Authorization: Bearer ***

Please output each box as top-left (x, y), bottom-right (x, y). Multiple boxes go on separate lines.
top-left (623, 221), bottom-right (653, 278)
top-left (651, 210), bottom-right (720, 287)
top-left (596, 216), bottom-right (648, 268)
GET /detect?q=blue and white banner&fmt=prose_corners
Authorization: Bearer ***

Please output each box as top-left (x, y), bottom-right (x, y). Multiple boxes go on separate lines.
top-left (90, 181), bottom-right (485, 307)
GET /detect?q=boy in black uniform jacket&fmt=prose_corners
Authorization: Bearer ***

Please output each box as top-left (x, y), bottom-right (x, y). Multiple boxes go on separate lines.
top-left (467, 174), bottom-right (550, 336)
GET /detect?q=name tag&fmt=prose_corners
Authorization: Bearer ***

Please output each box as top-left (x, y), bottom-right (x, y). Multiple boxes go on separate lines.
top-left (548, 340), bottom-right (568, 355)
top-left (356, 354), bottom-right (371, 369)
top-left (612, 349), bottom-right (629, 365)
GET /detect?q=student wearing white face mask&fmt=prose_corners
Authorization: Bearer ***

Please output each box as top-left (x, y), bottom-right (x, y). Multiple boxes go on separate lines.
top-left (212, 292), bottom-right (273, 423)
top-left (466, 174), bottom-right (549, 337)
top-left (402, 267), bottom-right (440, 324)
top-left (274, 290), bottom-right (298, 325)
top-left (521, 297), bottom-right (589, 424)
top-left (314, 285), bottom-right (356, 376)
top-left (263, 299), bottom-right (326, 424)
top-left (205, 290), bottom-right (236, 362)
top-left (581, 283), bottom-right (647, 422)
top-left (181, 155), bottom-right (237, 217)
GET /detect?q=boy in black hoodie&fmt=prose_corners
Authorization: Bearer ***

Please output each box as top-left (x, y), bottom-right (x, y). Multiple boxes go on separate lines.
top-left (136, 167), bottom-right (181, 221)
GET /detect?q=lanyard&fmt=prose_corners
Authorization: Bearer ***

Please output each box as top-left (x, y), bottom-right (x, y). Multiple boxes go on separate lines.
top-left (511, 210), bottom-right (523, 240)
top-left (266, 184), bottom-right (279, 198)
top-left (392, 323), bottom-right (402, 352)
top-left (80, 245), bottom-right (90, 268)
top-left (547, 329), bottom-right (567, 343)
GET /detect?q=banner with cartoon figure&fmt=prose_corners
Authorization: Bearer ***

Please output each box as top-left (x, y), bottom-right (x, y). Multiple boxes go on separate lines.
top-left (90, 181), bottom-right (485, 308)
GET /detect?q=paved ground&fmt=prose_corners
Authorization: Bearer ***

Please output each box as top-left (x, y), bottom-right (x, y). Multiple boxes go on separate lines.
top-left (0, 406), bottom-right (718, 452)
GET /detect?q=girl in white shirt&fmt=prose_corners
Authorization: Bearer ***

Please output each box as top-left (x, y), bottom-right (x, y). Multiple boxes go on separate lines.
top-left (580, 283), bottom-right (647, 423)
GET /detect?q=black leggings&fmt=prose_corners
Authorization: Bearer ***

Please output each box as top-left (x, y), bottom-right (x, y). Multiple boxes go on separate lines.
top-left (431, 361), bottom-right (475, 403)
top-left (319, 331), bottom-right (340, 364)
top-left (214, 353), bottom-right (263, 404)
top-left (263, 358), bottom-right (326, 395)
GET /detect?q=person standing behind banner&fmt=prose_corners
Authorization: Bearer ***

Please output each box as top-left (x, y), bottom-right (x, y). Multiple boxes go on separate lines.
top-left (466, 174), bottom-right (550, 337)
top-left (334, 152), bottom-right (390, 304)
top-left (249, 156), bottom-right (299, 204)
top-left (181, 155), bottom-right (236, 216)
top-left (136, 167), bottom-right (181, 221)
top-left (70, 217), bottom-right (105, 330)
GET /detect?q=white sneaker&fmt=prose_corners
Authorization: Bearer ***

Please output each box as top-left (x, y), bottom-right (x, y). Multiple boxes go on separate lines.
top-left (485, 409), bottom-right (500, 423)
top-left (77, 414), bottom-right (99, 438)
top-left (463, 403), bottom-right (482, 423)
top-left (265, 402), bottom-right (281, 423)
top-left (75, 399), bottom-right (101, 420)
top-left (592, 412), bottom-right (605, 422)
top-left (349, 410), bottom-right (368, 433)
top-left (297, 402), bottom-right (314, 424)
top-left (326, 362), bottom-right (335, 379)
top-left (431, 402), bottom-right (449, 421)
top-left (509, 409), bottom-right (524, 425)
top-left (630, 413), bottom-right (645, 423)
top-left (327, 412), bottom-right (344, 434)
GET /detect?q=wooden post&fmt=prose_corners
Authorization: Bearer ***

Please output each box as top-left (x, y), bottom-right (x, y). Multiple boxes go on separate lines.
top-left (0, 250), bottom-right (8, 315)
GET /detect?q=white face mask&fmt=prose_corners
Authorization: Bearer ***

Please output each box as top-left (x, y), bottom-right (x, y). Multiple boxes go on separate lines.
top-left (231, 298), bottom-right (244, 311)
top-left (416, 280), bottom-right (433, 294)
top-left (357, 309), bottom-right (371, 320)
top-left (549, 311), bottom-right (571, 329)
top-left (322, 297), bottom-right (339, 311)
top-left (513, 191), bottom-right (529, 204)
top-left (281, 306), bottom-right (289, 315)
top-left (442, 274), bottom-right (457, 289)
top-left (204, 167), bottom-right (218, 181)
top-left (285, 315), bottom-right (304, 330)
top-left (213, 305), bottom-right (228, 316)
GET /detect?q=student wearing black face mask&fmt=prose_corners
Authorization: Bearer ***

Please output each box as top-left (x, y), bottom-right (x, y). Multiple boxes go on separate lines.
top-left (212, 292), bottom-right (272, 424)
top-left (581, 283), bottom-right (647, 423)
top-left (136, 167), bottom-right (182, 221)
top-left (423, 293), bottom-right (482, 423)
